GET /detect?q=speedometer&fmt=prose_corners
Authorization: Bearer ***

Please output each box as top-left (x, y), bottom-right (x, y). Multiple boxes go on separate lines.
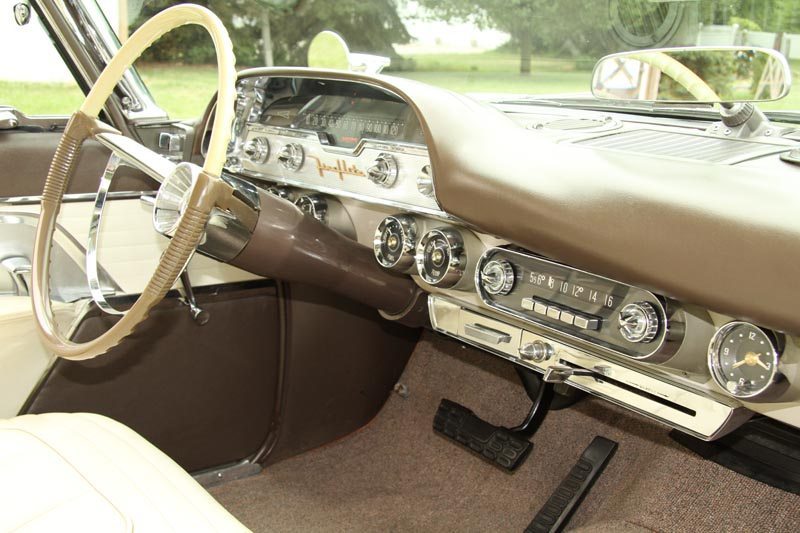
top-left (708, 322), bottom-right (786, 400)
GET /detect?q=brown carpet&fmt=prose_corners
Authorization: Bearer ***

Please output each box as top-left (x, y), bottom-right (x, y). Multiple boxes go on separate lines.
top-left (210, 331), bottom-right (800, 532)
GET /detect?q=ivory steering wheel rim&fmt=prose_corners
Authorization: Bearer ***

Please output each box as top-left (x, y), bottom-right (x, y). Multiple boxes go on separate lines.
top-left (31, 5), bottom-right (237, 360)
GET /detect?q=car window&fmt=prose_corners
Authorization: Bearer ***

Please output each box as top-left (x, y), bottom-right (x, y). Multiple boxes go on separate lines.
top-left (0, 5), bottom-right (84, 116)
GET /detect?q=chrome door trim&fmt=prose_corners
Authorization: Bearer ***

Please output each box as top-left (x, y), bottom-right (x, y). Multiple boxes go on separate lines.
top-left (0, 191), bottom-right (151, 206)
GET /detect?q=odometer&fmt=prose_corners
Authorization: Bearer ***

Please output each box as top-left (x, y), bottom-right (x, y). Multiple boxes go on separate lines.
top-left (708, 322), bottom-right (785, 400)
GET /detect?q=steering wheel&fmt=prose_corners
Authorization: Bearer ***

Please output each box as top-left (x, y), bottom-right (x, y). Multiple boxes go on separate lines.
top-left (32, 5), bottom-right (237, 360)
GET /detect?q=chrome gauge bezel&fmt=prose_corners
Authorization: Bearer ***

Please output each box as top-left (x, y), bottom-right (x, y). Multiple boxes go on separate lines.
top-left (373, 215), bottom-right (417, 271)
top-left (708, 321), bottom-right (787, 401)
top-left (415, 227), bottom-right (465, 288)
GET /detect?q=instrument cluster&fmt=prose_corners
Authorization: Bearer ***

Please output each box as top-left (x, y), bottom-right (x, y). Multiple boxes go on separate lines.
top-left (226, 75), bottom-right (441, 216)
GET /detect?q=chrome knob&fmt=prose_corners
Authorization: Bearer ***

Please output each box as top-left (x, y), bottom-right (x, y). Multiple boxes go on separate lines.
top-left (618, 301), bottom-right (660, 343)
top-left (417, 165), bottom-right (434, 197)
top-left (277, 143), bottom-right (304, 171)
top-left (480, 259), bottom-right (515, 295)
top-left (243, 137), bottom-right (269, 163)
top-left (294, 194), bottom-right (327, 223)
top-left (374, 215), bottom-right (417, 271)
top-left (367, 153), bottom-right (398, 188)
top-left (519, 340), bottom-right (553, 363)
top-left (415, 227), bottom-right (465, 288)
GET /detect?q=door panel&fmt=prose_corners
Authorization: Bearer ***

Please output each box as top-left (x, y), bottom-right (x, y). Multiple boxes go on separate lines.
top-left (0, 130), bottom-right (157, 198)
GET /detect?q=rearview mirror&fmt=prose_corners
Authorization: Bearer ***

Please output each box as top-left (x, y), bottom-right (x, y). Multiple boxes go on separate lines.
top-left (591, 47), bottom-right (791, 104)
top-left (307, 30), bottom-right (390, 74)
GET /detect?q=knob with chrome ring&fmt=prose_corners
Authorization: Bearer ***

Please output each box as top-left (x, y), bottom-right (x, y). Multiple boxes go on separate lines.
top-left (618, 301), bottom-right (660, 343)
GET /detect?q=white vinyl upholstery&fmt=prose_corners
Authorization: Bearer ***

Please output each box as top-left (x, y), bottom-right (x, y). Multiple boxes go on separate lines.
top-left (0, 413), bottom-right (248, 532)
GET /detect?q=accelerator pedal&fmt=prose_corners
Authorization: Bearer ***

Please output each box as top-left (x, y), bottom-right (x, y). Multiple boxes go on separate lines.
top-left (524, 436), bottom-right (618, 533)
top-left (433, 399), bottom-right (532, 471)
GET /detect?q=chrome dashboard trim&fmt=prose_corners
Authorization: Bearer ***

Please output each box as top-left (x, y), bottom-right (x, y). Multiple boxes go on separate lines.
top-left (239, 168), bottom-right (451, 219)
top-left (474, 247), bottom-right (683, 363)
top-left (428, 295), bottom-right (749, 441)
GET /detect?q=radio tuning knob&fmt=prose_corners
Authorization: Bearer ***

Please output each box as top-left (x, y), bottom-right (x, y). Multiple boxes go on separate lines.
top-left (417, 164), bottom-right (434, 197)
top-left (367, 153), bottom-right (398, 188)
top-left (243, 137), bottom-right (269, 163)
top-left (618, 302), bottom-right (660, 343)
top-left (277, 143), bottom-right (304, 171)
top-left (480, 259), bottom-right (515, 295)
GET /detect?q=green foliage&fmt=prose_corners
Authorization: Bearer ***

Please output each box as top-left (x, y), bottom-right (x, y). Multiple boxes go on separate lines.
top-left (729, 16), bottom-right (762, 32)
top-left (130, 0), bottom-right (410, 67)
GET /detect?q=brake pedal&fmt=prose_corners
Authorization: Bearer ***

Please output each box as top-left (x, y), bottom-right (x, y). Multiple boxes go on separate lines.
top-left (524, 436), bottom-right (618, 533)
top-left (433, 399), bottom-right (533, 471)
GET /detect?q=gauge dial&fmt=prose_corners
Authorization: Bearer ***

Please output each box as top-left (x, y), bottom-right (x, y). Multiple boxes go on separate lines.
top-left (708, 322), bottom-right (784, 400)
top-left (374, 215), bottom-right (417, 271)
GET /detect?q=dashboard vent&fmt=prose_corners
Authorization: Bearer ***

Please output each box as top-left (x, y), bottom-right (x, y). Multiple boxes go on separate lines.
top-left (575, 129), bottom-right (787, 164)
top-left (541, 118), bottom-right (610, 130)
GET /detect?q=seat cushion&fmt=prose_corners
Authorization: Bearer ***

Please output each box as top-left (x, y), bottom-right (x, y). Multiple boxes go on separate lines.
top-left (0, 412), bottom-right (248, 532)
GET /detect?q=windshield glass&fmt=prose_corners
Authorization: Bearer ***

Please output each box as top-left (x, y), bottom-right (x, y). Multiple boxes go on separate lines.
top-left (82, 1), bottom-right (800, 117)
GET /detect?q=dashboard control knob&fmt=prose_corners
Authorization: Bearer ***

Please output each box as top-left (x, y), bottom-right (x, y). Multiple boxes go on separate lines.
top-left (415, 227), bottom-right (466, 288)
top-left (294, 194), bottom-right (327, 223)
top-left (243, 137), bottom-right (270, 163)
top-left (480, 259), bottom-right (515, 295)
top-left (367, 153), bottom-right (398, 188)
top-left (519, 340), bottom-right (554, 363)
top-left (417, 165), bottom-right (434, 197)
top-left (374, 215), bottom-right (417, 271)
top-left (618, 302), bottom-right (660, 343)
top-left (277, 143), bottom-right (304, 171)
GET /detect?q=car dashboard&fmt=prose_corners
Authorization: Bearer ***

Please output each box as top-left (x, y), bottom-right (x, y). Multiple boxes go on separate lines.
top-left (208, 68), bottom-right (800, 442)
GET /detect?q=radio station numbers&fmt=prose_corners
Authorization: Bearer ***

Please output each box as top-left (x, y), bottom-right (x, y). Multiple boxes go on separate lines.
top-left (528, 270), bottom-right (614, 309)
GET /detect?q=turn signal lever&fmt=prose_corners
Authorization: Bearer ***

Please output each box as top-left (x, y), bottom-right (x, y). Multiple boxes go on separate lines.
top-left (179, 271), bottom-right (209, 325)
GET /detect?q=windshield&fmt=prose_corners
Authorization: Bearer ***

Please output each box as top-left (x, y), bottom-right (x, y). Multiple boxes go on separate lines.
top-left (16, 0), bottom-right (800, 118)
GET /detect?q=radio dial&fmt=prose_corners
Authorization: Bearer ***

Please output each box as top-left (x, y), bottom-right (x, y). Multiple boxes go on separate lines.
top-left (278, 143), bottom-right (304, 171)
top-left (374, 215), bottom-right (417, 271)
top-left (480, 259), bottom-right (515, 295)
top-left (243, 137), bottom-right (269, 163)
top-left (618, 302), bottom-right (660, 343)
top-left (367, 153), bottom-right (398, 188)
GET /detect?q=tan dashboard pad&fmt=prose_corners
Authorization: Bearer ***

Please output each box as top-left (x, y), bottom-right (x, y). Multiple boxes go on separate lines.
top-left (235, 67), bottom-right (800, 335)
top-left (32, 5), bottom-right (236, 360)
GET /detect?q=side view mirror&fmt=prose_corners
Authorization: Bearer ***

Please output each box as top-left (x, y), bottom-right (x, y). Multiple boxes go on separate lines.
top-left (591, 46), bottom-right (791, 104)
top-left (13, 2), bottom-right (31, 26)
top-left (307, 31), bottom-right (390, 74)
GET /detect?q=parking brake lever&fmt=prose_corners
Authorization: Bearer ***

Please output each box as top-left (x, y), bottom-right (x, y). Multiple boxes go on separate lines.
top-left (179, 271), bottom-right (209, 325)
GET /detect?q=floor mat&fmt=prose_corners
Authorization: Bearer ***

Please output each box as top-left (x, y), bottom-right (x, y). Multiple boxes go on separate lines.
top-left (210, 331), bottom-right (800, 532)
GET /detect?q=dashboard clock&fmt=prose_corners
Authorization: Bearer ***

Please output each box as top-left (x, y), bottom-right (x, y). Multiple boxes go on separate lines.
top-left (708, 322), bottom-right (787, 400)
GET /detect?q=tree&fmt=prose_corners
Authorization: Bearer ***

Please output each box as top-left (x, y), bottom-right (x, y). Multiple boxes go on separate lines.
top-left (417, 0), bottom-right (542, 75)
top-left (130, 0), bottom-right (410, 67)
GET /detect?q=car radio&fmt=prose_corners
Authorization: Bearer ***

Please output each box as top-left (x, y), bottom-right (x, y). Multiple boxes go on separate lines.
top-left (475, 248), bottom-right (684, 362)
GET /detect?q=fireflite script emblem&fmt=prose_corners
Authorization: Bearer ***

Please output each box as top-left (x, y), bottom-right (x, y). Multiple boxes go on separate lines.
top-left (308, 156), bottom-right (366, 181)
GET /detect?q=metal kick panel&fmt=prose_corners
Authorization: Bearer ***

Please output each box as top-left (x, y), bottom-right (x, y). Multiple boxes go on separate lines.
top-left (429, 296), bottom-right (746, 440)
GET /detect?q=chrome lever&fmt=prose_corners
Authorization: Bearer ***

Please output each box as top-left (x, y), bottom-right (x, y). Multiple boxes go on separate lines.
top-left (179, 271), bottom-right (209, 325)
top-left (543, 364), bottom-right (610, 384)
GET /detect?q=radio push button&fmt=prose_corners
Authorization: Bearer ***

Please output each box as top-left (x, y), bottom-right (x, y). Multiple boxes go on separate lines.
top-left (574, 314), bottom-right (601, 331)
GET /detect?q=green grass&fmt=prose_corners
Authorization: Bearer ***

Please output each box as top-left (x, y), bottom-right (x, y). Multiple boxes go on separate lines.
top-left (4, 50), bottom-right (800, 117)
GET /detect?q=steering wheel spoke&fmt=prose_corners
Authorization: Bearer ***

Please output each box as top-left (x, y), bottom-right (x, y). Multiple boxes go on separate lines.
top-left (94, 131), bottom-right (176, 184)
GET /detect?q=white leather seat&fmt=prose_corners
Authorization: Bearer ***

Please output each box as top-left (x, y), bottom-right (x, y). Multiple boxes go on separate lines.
top-left (0, 412), bottom-right (248, 532)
